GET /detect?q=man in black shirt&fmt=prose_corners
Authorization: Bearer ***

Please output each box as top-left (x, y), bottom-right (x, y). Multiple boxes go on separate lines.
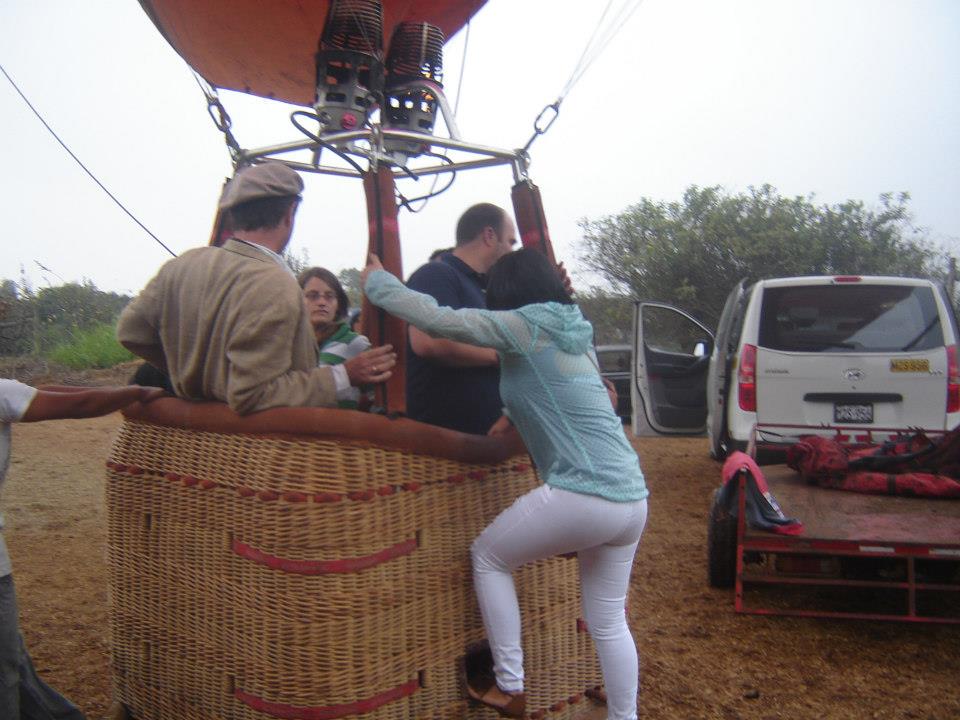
top-left (405, 203), bottom-right (517, 434)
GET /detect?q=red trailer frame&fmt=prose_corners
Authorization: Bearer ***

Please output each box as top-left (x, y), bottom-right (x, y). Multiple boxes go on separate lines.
top-left (733, 424), bottom-right (960, 623)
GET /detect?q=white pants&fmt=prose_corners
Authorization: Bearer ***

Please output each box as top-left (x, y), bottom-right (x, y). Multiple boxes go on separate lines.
top-left (471, 483), bottom-right (648, 720)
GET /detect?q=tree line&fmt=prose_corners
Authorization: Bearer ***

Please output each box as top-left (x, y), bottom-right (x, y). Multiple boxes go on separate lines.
top-left (0, 279), bottom-right (130, 358)
top-left (576, 185), bottom-right (954, 344)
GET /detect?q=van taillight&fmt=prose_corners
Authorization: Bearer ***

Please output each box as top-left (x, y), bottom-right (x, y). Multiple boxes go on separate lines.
top-left (947, 345), bottom-right (960, 413)
top-left (738, 343), bottom-right (757, 412)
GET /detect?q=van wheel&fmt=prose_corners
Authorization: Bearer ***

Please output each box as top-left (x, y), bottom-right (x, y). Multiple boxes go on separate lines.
top-left (707, 488), bottom-right (737, 588)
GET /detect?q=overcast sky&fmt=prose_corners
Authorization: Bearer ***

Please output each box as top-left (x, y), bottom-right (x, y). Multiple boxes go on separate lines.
top-left (1, 0), bottom-right (958, 297)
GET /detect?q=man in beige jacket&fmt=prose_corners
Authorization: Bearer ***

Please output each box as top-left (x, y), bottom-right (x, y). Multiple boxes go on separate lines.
top-left (117, 162), bottom-right (395, 415)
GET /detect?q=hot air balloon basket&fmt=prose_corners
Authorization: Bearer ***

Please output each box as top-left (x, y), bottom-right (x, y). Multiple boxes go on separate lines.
top-left (106, 411), bottom-right (603, 719)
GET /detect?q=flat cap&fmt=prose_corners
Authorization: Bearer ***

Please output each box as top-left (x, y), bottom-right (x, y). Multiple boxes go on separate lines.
top-left (218, 162), bottom-right (304, 209)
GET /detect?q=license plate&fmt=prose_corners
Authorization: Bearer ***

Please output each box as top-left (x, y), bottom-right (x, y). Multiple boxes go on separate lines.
top-left (890, 358), bottom-right (929, 372)
top-left (834, 403), bottom-right (873, 423)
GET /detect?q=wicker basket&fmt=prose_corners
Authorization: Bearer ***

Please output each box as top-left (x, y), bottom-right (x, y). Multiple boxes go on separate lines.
top-left (106, 399), bottom-right (602, 719)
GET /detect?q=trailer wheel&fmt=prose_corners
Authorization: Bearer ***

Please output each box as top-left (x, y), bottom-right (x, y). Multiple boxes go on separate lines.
top-left (707, 487), bottom-right (737, 588)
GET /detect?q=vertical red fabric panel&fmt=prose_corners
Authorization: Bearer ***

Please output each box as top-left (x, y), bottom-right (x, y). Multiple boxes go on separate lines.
top-left (511, 180), bottom-right (557, 265)
top-left (362, 167), bottom-right (407, 414)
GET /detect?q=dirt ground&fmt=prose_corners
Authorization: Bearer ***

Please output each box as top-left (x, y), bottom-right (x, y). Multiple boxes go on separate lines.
top-left (3, 366), bottom-right (960, 719)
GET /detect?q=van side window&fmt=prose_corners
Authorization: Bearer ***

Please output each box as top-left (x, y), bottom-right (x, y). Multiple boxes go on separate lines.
top-left (759, 285), bottom-right (943, 353)
top-left (642, 305), bottom-right (707, 355)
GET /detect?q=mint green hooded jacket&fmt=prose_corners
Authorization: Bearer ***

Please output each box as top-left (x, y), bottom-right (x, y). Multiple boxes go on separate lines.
top-left (366, 270), bottom-right (647, 503)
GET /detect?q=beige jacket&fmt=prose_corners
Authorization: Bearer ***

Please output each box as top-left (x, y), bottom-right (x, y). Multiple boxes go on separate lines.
top-left (117, 239), bottom-right (337, 414)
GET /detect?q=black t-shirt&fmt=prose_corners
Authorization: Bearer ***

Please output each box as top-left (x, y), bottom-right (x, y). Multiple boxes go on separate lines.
top-left (405, 253), bottom-right (502, 434)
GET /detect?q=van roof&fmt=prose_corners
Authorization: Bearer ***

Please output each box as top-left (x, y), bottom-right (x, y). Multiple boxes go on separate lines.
top-left (756, 275), bottom-right (936, 289)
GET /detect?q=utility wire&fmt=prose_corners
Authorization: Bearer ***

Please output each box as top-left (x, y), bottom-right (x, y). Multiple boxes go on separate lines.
top-left (0, 62), bottom-right (177, 258)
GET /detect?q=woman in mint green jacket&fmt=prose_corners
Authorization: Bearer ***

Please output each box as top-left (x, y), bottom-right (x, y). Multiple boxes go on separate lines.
top-left (362, 249), bottom-right (648, 720)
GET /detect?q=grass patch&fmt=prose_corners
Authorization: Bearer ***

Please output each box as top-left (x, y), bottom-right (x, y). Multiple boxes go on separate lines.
top-left (47, 322), bottom-right (134, 370)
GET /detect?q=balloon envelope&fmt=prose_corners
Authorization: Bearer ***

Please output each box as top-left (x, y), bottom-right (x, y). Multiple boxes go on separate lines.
top-left (139, 0), bottom-right (487, 106)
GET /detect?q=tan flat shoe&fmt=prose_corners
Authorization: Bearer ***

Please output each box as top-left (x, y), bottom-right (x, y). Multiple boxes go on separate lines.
top-left (467, 676), bottom-right (527, 719)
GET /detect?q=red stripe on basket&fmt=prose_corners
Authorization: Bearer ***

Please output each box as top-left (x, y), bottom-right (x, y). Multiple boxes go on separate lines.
top-left (235, 679), bottom-right (419, 719)
top-left (232, 537), bottom-right (417, 574)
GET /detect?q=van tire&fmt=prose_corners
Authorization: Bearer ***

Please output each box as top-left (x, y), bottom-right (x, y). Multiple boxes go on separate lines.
top-left (707, 488), bottom-right (737, 588)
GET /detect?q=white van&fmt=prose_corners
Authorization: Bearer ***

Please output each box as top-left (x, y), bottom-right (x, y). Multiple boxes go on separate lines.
top-left (631, 275), bottom-right (960, 459)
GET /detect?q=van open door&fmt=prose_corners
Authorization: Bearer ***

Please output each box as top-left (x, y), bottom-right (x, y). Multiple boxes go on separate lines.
top-left (707, 279), bottom-right (747, 458)
top-left (632, 302), bottom-right (714, 437)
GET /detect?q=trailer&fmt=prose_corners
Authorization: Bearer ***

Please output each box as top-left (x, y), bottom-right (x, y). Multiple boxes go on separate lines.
top-left (709, 425), bottom-right (960, 623)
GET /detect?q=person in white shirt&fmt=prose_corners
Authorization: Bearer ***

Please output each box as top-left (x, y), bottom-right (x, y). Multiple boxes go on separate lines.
top-left (0, 380), bottom-right (163, 720)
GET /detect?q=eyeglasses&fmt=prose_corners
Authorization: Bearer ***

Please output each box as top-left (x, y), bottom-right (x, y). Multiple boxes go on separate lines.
top-left (305, 291), bottom-right (337, 302)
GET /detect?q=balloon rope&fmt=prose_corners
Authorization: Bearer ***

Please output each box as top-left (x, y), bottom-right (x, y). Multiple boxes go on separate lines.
top-left (559, 0), bottom-right (646, 102)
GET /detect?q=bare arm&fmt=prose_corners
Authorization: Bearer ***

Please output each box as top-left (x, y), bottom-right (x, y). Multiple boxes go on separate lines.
top-left (22, 385), bottom-right (165, 422)
top-left (409, 327), bottom-right (499, 367)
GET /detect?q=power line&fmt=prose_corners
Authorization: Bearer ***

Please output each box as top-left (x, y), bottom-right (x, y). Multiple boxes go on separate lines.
top-left (0, 62), bottom-right (177, 258)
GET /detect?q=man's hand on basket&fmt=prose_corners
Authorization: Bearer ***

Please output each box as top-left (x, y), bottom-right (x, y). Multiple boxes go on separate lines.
top-left (345, 344), bottom-right (396, 386)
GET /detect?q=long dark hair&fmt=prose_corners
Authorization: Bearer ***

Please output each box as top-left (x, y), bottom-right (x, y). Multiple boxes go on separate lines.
top-left (486, 248), bottom-right (574, 311)
top-left (297, 266), bottom-right (349, 321)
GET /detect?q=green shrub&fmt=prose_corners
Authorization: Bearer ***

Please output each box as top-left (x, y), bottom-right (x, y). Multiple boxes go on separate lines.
top-left (47, 322), bottom-right (134, 369)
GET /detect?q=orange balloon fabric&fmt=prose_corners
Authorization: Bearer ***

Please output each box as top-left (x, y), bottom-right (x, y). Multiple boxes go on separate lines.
top-left (139, 0), bottom-right (487, 106)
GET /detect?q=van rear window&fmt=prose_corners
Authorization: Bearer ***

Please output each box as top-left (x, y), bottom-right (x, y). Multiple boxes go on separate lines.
top-left (758, 285), bottom-right (943, 353)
